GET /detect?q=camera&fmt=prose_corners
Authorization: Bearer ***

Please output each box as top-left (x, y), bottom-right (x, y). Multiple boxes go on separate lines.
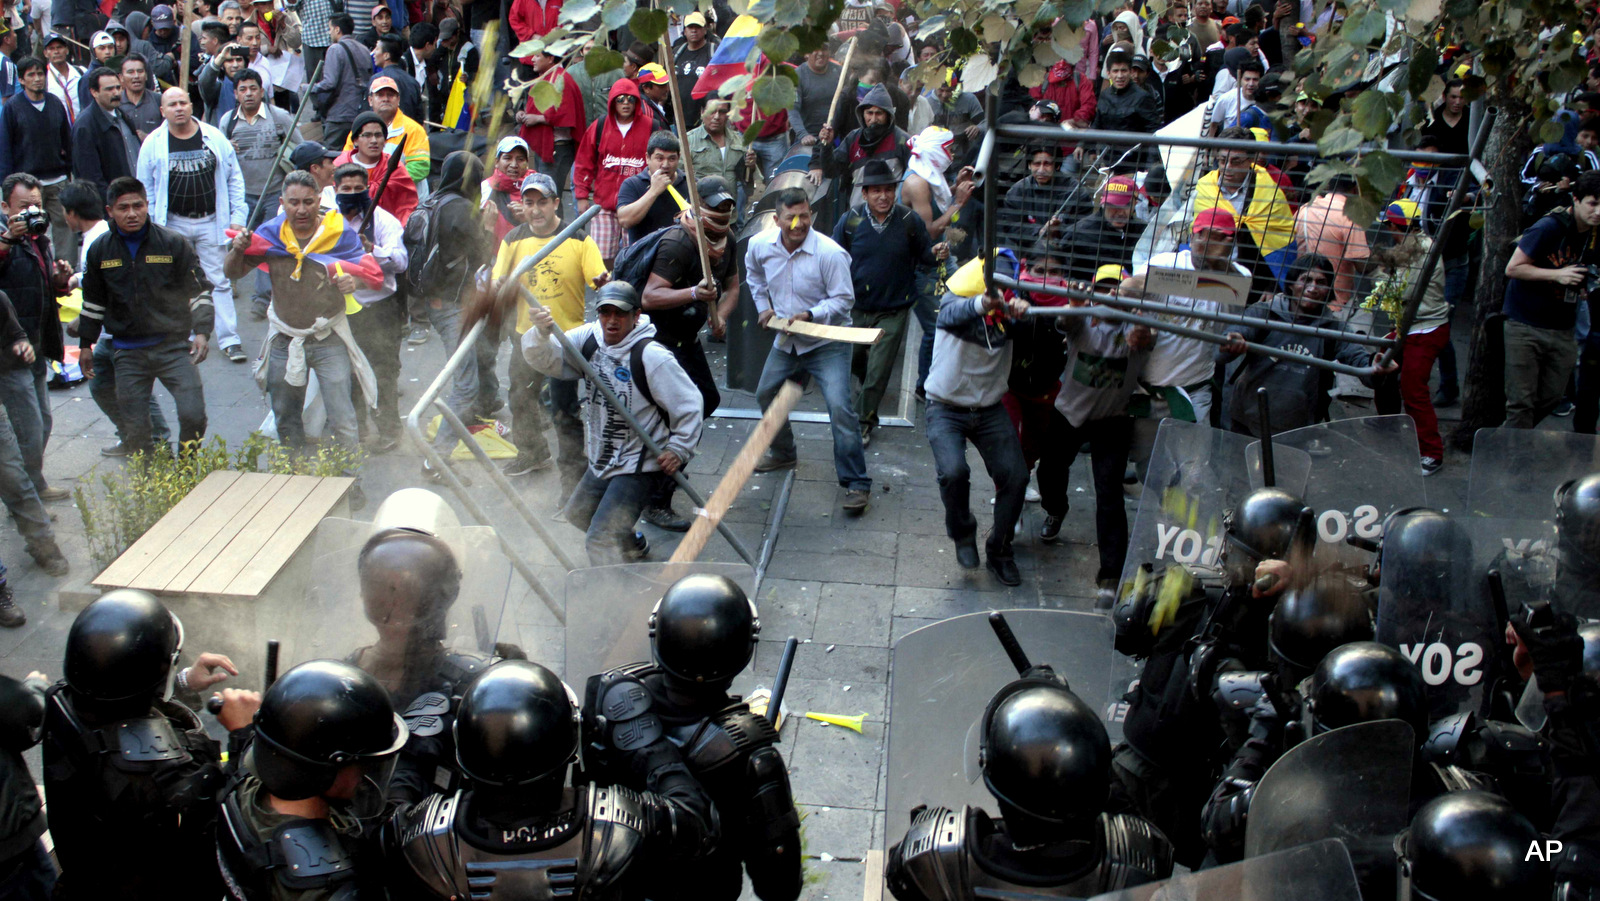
top-left (10, 206), bottom-right (48, 237)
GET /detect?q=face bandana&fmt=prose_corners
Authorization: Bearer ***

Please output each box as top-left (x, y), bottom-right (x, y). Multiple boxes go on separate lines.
top-left (336, 191), bottom-right (370, 217)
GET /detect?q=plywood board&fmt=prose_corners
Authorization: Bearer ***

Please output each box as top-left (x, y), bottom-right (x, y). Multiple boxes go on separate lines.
top-left (93, 470), bottom-right (243, 587)
top-left (184, 476), bottom-right (321, 596)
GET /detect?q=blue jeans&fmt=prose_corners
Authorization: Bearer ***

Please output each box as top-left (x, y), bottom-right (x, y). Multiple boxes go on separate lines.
top-left (913, 269), bottom-right (941, 392)
top-left (751, 133), bottom-right (791, 180)
top-left (563, 469), bottom-right (657, 566)
top-left (426, 304), bottom-right (499, 452)
top-left (0, 362), bottom-right (50, 493)
top-left (112, 338), bottom-right (207, 453)
top-left (755, 340), bottom-right (870, 491)
top-left (265, 333), bottom-right (360, 449)
top-left (0, 381), bottom-right (53, 548)
top-left (924, 402), bottom-right (1026, 557)
top-left (90, 337), bottom-right (170, 446)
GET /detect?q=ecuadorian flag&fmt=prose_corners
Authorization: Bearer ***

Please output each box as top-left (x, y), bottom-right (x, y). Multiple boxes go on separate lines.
top-left (231, 211), bottom-right (387, 287)
top-left (442, 69), bottom-right (473, 132)
top-left (692, 15), bottom-right (762, 99)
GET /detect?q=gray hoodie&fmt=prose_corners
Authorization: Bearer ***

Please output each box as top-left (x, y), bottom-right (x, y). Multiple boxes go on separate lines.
top-left (522, 315), bottom-right (705, 479)
top-left (1218, 292), bottom-right (1376, 434)
top-left (312, 35), bottom-right (372, 125)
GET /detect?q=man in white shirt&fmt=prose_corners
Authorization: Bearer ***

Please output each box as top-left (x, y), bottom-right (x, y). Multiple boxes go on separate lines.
top-left (42, 32), bottom-right (83, 123)
top-left (1209, 59), bottom-right (1263, 135)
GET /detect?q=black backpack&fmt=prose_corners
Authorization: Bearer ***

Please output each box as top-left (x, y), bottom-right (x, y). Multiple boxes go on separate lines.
top-left (403, 192), bottom-right (469, 296)
top-left (609, 224), bottom-right (678, 294)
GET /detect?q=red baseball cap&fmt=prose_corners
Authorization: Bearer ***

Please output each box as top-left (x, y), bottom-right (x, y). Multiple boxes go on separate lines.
top-left (1192, 208), bottom-right (1237, 237)
top-left (1100, 175), bottom-right (1137, 208)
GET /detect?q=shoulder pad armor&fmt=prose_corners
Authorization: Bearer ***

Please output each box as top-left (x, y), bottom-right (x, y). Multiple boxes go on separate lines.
top-left (683, 705), bottom-right (780, 774)
top-left (584, 785), bottom-right (650, 891)
top-left (112, 714), bottom-right (190, 764)
top-left (1098, 812), bottom-right (1175, 892)
top-left (1214, 671), bottom-right (1268, 712)
top-left (273, 819), bottom-right (357, 888)
top-left (886, 805), bottom-right (970, 901)
top-left (597, 673), bottom-right (663, 752)
top-left (1423, 711), bottom-right (1475, 763)
top-left (1481, 718), bottom-right (1549, 757)
top-left (392, 792), bottom-right (470, 900)
top-left (401, 691), bottom-right (452, 738)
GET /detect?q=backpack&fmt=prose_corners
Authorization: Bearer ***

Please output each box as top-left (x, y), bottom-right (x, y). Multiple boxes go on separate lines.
top-left (403, 191), bottom-right (469, 296)
top-left (609, 224), bottom-right (678, 293)
top-left (580, 332), bottom-right (656, 409)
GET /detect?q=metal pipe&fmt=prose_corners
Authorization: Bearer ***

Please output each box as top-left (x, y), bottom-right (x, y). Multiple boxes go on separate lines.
top-left (754, 469), bottom-right (796, 594)
top-left (995, 274), bottom-right (1397, 348)
top-left (1379, 106), bottom-right (1498, 369)
top-left (993, 122), bottom-right (1471, 165)
top-left (1053, 304), bottom-right (1379, 377)
top-left (517, 284), bottom-right (758, 567)
top-left (981, 85), bottom-right (999, 292)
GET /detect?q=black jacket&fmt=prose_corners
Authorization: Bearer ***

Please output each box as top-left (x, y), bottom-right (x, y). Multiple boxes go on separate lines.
top-left (0, 92), bottom-right (73, 182)
top-left (0, 674), bottom-right (46, 864)
top-left (0, 235), bottom-right (64, 362)
top-left (830, 203), bottom-right (936, 312)
top-left (79, 222), bottom-right (215, 347)
top-left (1092, 83), bottom-right (1164, 135)
top-left (1055, 210), bottom-right (1143, 284)
top-left (72, 100), bottom-right (139, 197)
top-left (1217, 293), bottom-right (1376, 434)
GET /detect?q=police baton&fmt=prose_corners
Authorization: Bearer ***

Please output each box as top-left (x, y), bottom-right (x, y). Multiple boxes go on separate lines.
top-left (987, 612), bottom-right (1033, 675)
top-left (766, 637), bottom-right (799, 727)
top-left (206, 639), bottom-right (280, 714)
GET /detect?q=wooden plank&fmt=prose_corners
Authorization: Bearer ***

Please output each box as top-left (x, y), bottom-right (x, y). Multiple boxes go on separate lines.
top-left (223, 477), bottom-right (354, 597)
top-left (862, 849), bottom-right (884, 901)
top-left (185, 476), bottom-right (322, 595)
top-left (93, 470), bottom-right (244, 588)
top-left (767, 317), bottom-right (883, 345)
top-left (154, 473), bottom-right (290, 593)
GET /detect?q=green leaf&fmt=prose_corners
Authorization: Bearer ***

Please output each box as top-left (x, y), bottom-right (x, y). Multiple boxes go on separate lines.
top-left (789, 24), bottom-right (829, 54)
top-left (1341, 8), bottom-right (1386, 46)
top-left (1318, 126), bottom-right (1366, 156)
top-left (1322, 42), bottom-right (1367, 91)
top-left (1539, 116), bottom-right (1566, 144)
top-left (585, 47), bottom-right (624, 76)
top-left (1018, 63), bottom-right (1048, 87)
top-left (1550, 60), bottom-right (1585, 96)
top-left (948, 27), bottom-right (980, 58)
top-left (628, 8), bottom-right (669, 44)
top-left (1060, 0), bottom-right (1095, 26)
top-left (918, 15), bottom-right (948, 39)
top-left (1350, 87), bottom-right (1392, 138)
top-left (530, 79), bottom-right (562, 112)
top-left (1407, 43), bottom-right (1437, 97)
top-left (772, 0), bottom-right (808, 27)
top-left (740, 120), bottom-right (766, 144)
top-left (1342, 195), bottom-right (1380, 229)
top-left (558, 0), bottom-right (601, 25)
top-left (663, 0), bottom-right (697, 12)
top-left (510, 38), bottom-right (546, 58)
top-left (759, 27), bottom-right (800, 62)
top-left (1359, 150), bottom-right (1407, 195)
top-left (961, 52), bottom-right (999, 93)
top-left (601, 0), bottom-right (634, 32)
top-left (752, 73), bottom-right (797, 114)
top-left (747, 0), bottom-right (776, 20)
top-left (981, 13), bottom-right (1014, 41)
top-left (1405, 0), bottom-right (1440, 25)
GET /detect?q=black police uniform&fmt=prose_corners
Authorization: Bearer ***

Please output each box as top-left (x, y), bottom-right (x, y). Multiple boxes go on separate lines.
top-left (217, 774), bottom-right (381, 901)
top-left (0, 674), bottom-right (50, 899)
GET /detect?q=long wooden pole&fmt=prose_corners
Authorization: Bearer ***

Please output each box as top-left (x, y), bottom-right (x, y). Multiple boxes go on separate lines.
top-left (657, 36), bottom-right (723, 333)
top-left (179, 0), bottom-right (194, 90)
top-left (824, 38), bottom-right (858, 135)
top-left (669, 380), bottom-right (803, 564)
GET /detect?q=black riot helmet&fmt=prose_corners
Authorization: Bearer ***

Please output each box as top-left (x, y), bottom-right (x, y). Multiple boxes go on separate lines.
top-left (454, 660), bottom-right (579, 793)
top-left (979, 680), bottom-right (1111, 845)
top-left (249, 660), bottom-right (407, 804)
top-left (1555, 472), bottom-right (1600, 562)
top-left (1305, 641), bottom-right (1428, 737)
top-left (1222, 488), bottom-right (1313, 583)
top-left (1580, 622), bottom-right (1600, 688)
top-left (1399, 791), bottom-right (1549, 901)
top-left (64, 589), bottom-right (184, 705)
top-left (1268, 578), bottom-right (1375, 684)
top-left (358, 528), bottom-right (463, 646)
top-left (649, 574), bottom-right (759, 689)
top-left (1381, 509), bottom-right (1473, 592)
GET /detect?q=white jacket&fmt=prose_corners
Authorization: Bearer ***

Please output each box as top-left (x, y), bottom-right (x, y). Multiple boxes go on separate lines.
top-left (135, 120), bottom-right (249, 245)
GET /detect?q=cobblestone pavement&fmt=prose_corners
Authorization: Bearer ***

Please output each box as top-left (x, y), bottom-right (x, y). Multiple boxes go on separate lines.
top-left (0, 290), bottom-right (1487, 899)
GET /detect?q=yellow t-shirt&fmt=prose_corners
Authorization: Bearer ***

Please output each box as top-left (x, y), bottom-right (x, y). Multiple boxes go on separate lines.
top-left (493, 224), bottom-right (607, 333)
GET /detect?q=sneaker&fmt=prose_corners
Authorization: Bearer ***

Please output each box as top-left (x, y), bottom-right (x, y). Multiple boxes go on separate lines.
top-left (367, 434), bottom-right (400, 455)
top-left (986, 555), bottom-right (1022, 587)
top-left (842, 488), bottom-right (871, 513)
top-left (954, 538), bottom-right (980, 569)
top-left (37, 486), bottom-right (71, 501)
top-left (1555, 400), bottom-right (1575, 417)
top-left (101, 441), bottom-right (131, 457)
top-left (1040, 513), bottom-right (1065, 543)
top-left (224, 344), bottom-right (247, 363)
top-left (754, 452), bottom-right (797, 473)
top-left (1025, 485), bottom-right (1041, 503)
top-left (641, 505), bottom-right (692, 532)
top-left (27, 541), bottom-right (68, 577)
top-left (624, 530), bottom-right (649, 560)
top-left (1421, 456), bottom-right (1443, 477)
top-left (1094, 580), bottom-right (1117, 611)
top-left (1432, 386), bottom-right (1459, 407)
top-left (0, 584), bottom-right (23, 628)
top-left (407, 325), bottom-right (430, 346)
top-left (502, 455), bottom-right (554, 477)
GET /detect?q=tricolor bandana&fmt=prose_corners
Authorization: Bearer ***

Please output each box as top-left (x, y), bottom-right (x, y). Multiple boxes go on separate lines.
top-left (231, 211), bottom-right (386, 286)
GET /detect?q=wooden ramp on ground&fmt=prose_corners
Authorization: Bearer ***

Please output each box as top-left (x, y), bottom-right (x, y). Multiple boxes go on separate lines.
top-left (92, 470), bottom-right (354, 599)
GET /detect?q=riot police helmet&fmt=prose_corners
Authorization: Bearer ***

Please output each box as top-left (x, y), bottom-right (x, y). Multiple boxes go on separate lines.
top-left (1555, 473), bottom-right (1600, 561)
top-left (1268, 578), bottom-right (1375, 683)
top-left (64, 589), bottom-right (184, 704)
top-left (979, 680), bottom-right (1111, 843)
top-left (649, 573), bottom-right (759, 688)
top-left (454, 660), bottom-right (579, 790)
top-left (1580, 621), bottom-right (1600, 687)
top-left (357, 528), bottom-right (463, 644)
top-left (1305, 641), bottom-right (1428, 737)
top-left (1400, 791), bottom-right (1549, 900)
top-left (249, 660), bottom-right (408, 802)
top-left (1222, 487), bottom-right (1313, 573)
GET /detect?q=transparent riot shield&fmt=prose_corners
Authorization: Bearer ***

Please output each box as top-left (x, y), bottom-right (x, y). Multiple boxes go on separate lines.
top-left (1467, 428), bottom-right (1600, 518)
top-left (885, 610), bottom-right (1114, 851)
top-left (561, 562), bottom-right (757, 687)
top-left (1376, 516), bottom-right (1554, 721)
top-left (1073, 839), bottom-right (1361, 901)
top-left (1106, 421), bottom-right (1311, 742)
top-left (1249, 416), bottom-right (1428, 576)
top-left (1243, 719), bottom-right (1414, 859)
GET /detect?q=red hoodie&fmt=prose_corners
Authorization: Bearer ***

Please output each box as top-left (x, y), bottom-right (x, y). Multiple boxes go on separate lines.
top-left (509, 0), bottom-right (564, 41)
top-left (1032, 61), bottom-right (1097, 125)
top-left (518, 64), bottom-right (586, 164)
top-left (573, 79), bottom-right (654, 210)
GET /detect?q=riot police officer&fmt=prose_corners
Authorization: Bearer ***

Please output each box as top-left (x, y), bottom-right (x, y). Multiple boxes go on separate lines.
top-left (0, 671), bottom-right (51, 900)
top-left (885, 676), bottom-right (1174, 899)
top-left (387, 659), bottom-right (719, 899)
top-left (1111, 485), bottom-right (1313, 866)
top-left (217, 659), bottom-right (407, 900)
top-left (43, 589), bottom-right (258, 900)
top-left (581, 573), bottom-right (802, 901)
top-left (1396, 791), bottom-right (1550, 900)
top-left (1555, 473), bottom-right (1600, 618)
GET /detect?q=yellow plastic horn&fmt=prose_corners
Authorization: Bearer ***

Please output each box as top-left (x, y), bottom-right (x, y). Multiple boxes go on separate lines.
top-left (805, 712), bottom-right (866, 733)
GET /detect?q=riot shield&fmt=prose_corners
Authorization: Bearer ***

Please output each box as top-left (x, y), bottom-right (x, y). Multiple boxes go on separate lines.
top-left (1076, 839), bottom-right (1361, 901)
top-left (561, 562), bottom-right (757, 686)
top-left (1376, 516), bottom-right (1554, 720)
top-left (1467, 428), bottom-right (1600, 518)
top-left (1249, 416), bottom-right (1428, 575)
top-left (1106, 421), bottom-right (1311, 742)
top-left (885, 610), bottom-right (1114, 850)
top-left (1243, 719), bottom-right (1414, 860)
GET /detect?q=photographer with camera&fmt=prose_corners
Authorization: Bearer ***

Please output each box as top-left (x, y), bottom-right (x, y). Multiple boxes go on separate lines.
top-left (1502, 170), bottom-right (1600, 429)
